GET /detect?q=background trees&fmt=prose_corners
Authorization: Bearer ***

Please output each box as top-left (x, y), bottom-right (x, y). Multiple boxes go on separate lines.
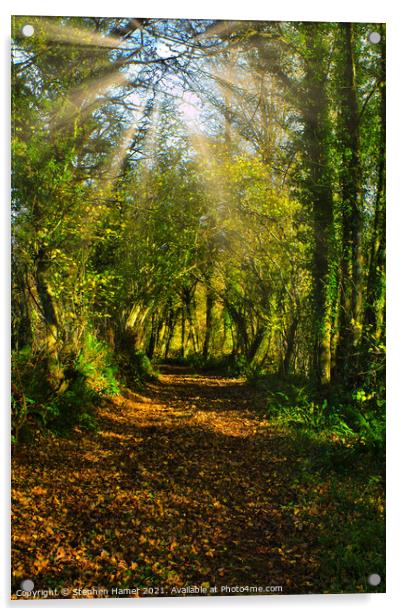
top-left (11, 17), bottom-right (385, 437)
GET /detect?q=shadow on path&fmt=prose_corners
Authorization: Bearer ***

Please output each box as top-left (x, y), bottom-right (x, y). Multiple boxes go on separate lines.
top-left (11, 365), bottom-right (384, 597)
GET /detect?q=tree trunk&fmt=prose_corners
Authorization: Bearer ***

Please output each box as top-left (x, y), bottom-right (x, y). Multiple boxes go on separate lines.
top-left (163, 307), bottom-right (178, 360)
top-left (249, 325), bottom-right (270, 370)
top-left (335, 23), bottom-right (364, 384)
top-left (364, 26), bottom-right (386, 338)
top-left (302, 24), bottom-right (335, 391)
top-left (180, 306), bottom-right (186, 358)
top-left (35, 249), bottom-right (65, 392)
top-left (147, 313), bottom-right (157, 358)
top-left (283, 316), bottom-right (298, 375)
top-left (123, 303), bottom-right (151, 354)
top-left (203, 285), bottom-right (214, 360)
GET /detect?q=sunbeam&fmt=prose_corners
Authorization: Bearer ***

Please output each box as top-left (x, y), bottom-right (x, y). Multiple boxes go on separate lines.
top-left (192, 20), bottom-right (244, 43)
top-left (50, 70), bottom-right (129, 130)
top-left (102, 112), bottom-right (145, 187)
top-left (25, 17), bottom-right (126, 49)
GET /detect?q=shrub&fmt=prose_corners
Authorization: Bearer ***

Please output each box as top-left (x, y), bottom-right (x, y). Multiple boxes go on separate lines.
top-left (11, 334), bottom-right (121, 441)
top-left (75, 333), bottom-right (120, 396)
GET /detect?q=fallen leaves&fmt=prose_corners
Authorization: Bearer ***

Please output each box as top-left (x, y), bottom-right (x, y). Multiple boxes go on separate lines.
top-left (11, 368), bottom-right (384, 598)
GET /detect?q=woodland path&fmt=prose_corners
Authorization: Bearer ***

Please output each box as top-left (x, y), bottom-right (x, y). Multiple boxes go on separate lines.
top-left (12, 366), bottom-right (334, 596)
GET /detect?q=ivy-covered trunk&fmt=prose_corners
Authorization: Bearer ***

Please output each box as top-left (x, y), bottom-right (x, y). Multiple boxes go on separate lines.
top-left (335, 23), bottom-right (364, 385)
top-left (302, 24), bottom-right (335, 392)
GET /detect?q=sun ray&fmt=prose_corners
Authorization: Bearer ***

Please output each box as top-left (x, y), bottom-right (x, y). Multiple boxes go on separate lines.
top-left (133, 98), bottom-right (161, 181)
top-left (100, 109), bottom-right (145, 189)
top-left (187, 130), bottom-right (229, 210)
top-left (77, 110), bottom-right (147, 242)
top-left (192, 20), bottom-right (244, 43)
top-left (50, 70), bottom-right (129, 130)
top-left (27, 17), bottom-right (126, 49)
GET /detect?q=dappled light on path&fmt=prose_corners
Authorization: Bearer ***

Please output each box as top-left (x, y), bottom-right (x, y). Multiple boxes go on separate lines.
top-left (12, 367), bottom-right (384, 597)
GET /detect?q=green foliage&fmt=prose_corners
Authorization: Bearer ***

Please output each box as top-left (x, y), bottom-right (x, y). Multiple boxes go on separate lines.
top-left (166, 352), bottom-right (250, 377)
top-left (76, 334), bottom-right (120, 396)
top-left (255, 373), bottom-right (385, 462)
top-left (45, 376), bottom-right (100, 435)
top-left (285, 425), bottom-right (385, 592)
top-left (11, 334), bottom-right (121, 440)
top-left (276, 401), bottom-right (384, 453)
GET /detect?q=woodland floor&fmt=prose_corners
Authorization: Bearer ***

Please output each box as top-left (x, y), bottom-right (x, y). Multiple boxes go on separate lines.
top-left (11, 366), bottom-right (385, 599)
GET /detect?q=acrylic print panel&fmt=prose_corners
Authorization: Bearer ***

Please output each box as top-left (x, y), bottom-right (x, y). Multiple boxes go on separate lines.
top-left (11, 15), bottom-right (385, 600)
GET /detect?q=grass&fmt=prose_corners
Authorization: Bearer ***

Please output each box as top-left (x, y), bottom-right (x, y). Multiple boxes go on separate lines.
top-left (248, 370), bottom-right (385, 593)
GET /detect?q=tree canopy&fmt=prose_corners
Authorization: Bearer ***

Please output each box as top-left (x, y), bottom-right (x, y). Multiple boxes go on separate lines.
top-left (12, 17), bottom-right (385, 406)
top-left (11, 16), bottom-right (386, 598)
